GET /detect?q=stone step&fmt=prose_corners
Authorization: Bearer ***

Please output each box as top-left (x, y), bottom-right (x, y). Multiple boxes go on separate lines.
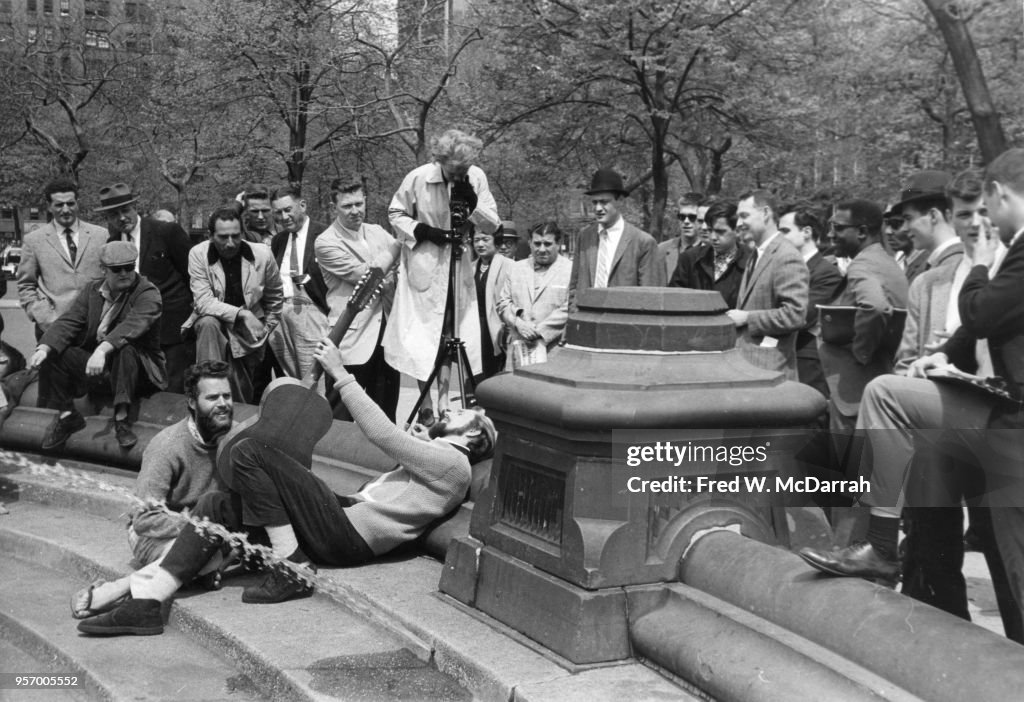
top-left (0, 502), bottom-right (471, 702)
top-left (0, 495), bottom-right (693, 701)
top-left (0, 556), bottom-right (268, 702)
top-left (0, 637), bottom-right (80, 702)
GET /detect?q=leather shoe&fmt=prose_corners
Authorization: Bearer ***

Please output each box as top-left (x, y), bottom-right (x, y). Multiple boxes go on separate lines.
top-left (41, 410), bottom-right (86, 450)
top-left (77, 598), bottom-right (163, 636)
top-left (798, 542), bottom-right (900, 584)
top-left (114, 419), bottom-right (138, 449)
top-left (242, 563), bottom-right (315, 604)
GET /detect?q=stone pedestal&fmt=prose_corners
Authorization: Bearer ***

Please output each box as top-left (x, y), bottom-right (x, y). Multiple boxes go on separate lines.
top-left (440, 288), bottom-right (826, 664)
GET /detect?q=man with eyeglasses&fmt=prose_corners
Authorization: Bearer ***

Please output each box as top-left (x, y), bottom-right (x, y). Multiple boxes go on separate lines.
top-left (893, 170), bottom-right (960, 284)
top-left (658, 192), bottom-right (704, 281)
top-left (799, 149), bottom-right (1024, 622)
top-left (101, 182), bottom-right (194, 394)
top-left (28, 242), bottom-right (167, 450)
top-left (818, 200), bottom-right (908, 498)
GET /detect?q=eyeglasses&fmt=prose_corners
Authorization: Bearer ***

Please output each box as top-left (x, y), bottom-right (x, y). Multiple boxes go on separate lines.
top-left (884, 218), bottom-right (904, 230)
top-left (829, 222), bottom-right (858, 233)
top-left (677, 213), bottom-right (698, 222)
top-left (106, 264), bottom-right (134, 273)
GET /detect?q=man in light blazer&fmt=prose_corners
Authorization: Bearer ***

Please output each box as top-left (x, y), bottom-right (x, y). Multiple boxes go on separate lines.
top-left (101, 182), bottom-right (194, 393)
top-left (315, 178), bottom-right (400, 422)
top-left (18, 179), bottom-right (107, 336)
top-left (185, 207), bottom-right (283, 404)
top-left (568, 168), bottom-right (664, 313)
top-left (498, 222), bottom-right (572, 369)
top-left (18, 179), bottom-right (108, 407)
top-left (727, 190), bottom-right (808, 380)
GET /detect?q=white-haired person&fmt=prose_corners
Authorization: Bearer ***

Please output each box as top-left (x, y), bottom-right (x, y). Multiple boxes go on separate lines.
top-left (384, 128), bottom-right (501, 426)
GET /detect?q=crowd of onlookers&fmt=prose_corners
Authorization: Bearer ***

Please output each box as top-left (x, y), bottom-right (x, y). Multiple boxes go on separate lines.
top-left (5, 129), bottom-right (1024, 645)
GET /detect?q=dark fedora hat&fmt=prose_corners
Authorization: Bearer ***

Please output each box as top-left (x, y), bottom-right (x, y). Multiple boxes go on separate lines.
top-left (95, 182), bottom-right (139, 212)
top-left (892, 170), bottom-right (952, 213)
top-left (585, 168), bottom-right (628, 196)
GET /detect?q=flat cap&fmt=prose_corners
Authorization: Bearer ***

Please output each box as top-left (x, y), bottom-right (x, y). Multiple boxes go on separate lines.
top-left (100, 241), bottom-right (138, 267)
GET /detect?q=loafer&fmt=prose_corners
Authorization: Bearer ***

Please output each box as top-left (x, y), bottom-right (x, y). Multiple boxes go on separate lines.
top-left (114, 419), bottom-right (138, 449)
top-left (41, 410), bottom-right (86, 450)
top-left (417, 408), bottom-right (436, 428)
top-left (242, 563), bottom-right (315, 604)
top-left (77, 598), bottom-right (163, 636)
top-left (798, 542), bottom-right (900, 585)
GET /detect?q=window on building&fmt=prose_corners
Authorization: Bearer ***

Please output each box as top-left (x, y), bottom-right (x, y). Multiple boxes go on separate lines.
top-left (27, 0), bottom-right (37, 13)
top-left (97, 32), bottom-right (109, 48)
top-left (84, 30), bottom-right (97, 46)
top-left (43, 26), bottom-right (54, 42)
top-left (59, 0), bottom-right (69, 15)
top-left (28, 208), bottom-right (42, 220)
top-left (27, 26), bottom-right (37, 42)
top-left (42, 0), bottom-right (52, 14)
top-left (0, 209), bottom-right (13, 221)
top-left (84, 0), bottom-right (109, 17)
top-left (0, 0), bottom-right (12, 13)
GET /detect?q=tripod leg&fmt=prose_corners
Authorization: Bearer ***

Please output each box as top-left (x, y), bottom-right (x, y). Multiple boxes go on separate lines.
top-left (405, 361), bottom-right (445, 429)
top-left (454, 341), bottom-right (478, 409)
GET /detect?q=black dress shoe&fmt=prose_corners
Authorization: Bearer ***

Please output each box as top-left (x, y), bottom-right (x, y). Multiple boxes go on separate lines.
top-left (77, 598), bottom-right (163, 636)
top-left (241, 563), bottom-right (315, 604)
top-left (798, 542), bottom-right (900, 584)
top-left (41, 410), bottom-right (86, 450)
top-left (114, 419), bottom-right (138, 449)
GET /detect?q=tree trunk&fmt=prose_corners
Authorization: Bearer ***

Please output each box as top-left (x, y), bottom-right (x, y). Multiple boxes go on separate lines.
top-left (921, 0), bottom-right (1007, 162)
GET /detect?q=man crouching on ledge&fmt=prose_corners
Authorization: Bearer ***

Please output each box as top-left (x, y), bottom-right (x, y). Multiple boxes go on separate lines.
top-left (76, 338), bottom-right (495, 636)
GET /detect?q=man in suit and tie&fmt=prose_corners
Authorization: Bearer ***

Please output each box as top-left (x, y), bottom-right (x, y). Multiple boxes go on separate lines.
top-left (818, 200), bottom-right (909, 474)
top-left (269, 185), bottom-right (330, 380)
top-left (894, 170), bottom-right (957, 284)
top-left (778, 204), bottom-right (843, 397)
top-left (18, 179), bottom-right (108, 407)
top-left (658, 192), bottom-right (703, 282)
top-left (185, 207), bottom-right (283, 404)
top-left (100, 182), bottom-right (193, 394)
top-left (568, 168), bottom-right (664, 313)
top-left (315, 178), bottom-right (400, 421)
top-left (894, 169), bottom-right (1022, 639)
top-left (498, 221), bottom-right (572, 369)
top-left (726, 190), bottom-right (808, 380)
top-left (799, 149), bottom-right (1024, 617)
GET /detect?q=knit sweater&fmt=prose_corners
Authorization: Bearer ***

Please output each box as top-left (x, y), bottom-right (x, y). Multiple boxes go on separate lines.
top-left (130, 417), bottom-right (222, 539)
top-left (339, 380), bottom-right (472, 555)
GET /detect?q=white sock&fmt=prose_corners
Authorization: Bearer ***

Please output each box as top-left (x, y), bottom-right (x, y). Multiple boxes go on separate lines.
top-left (266, 524), bottom-right (300, 560)
top-left (129, 562), bottom-right (182, 601)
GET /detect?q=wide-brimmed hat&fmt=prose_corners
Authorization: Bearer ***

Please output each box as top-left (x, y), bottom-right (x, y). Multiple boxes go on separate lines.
top-left (892, 170), bottom-right (952, 213)
top-left (585, 168), bottom-right (628, 197)
top-left (95, 183), bottom-right (139, 212)
top-left (100, 241), bottom-right (138, 267)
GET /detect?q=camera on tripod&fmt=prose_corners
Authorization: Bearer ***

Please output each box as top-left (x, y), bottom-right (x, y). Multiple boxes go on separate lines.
top-left (449, 177), bottom-right (476, 234)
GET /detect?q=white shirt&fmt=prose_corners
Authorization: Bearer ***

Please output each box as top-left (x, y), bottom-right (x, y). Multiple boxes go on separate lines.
top-left (754, 230), bottom-right (781, 270)
top-left (595, 216), bottom-right (624, 287)
top-left (280, 217), bottom-right (311, 299)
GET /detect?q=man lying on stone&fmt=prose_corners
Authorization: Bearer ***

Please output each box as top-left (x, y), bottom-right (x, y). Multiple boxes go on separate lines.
top-left (75, 338), bottom-right (495, 636)
top-left (70, 361), bottom-right (236, 620)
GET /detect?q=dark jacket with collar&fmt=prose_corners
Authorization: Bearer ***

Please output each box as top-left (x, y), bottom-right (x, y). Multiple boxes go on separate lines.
top-left (271, 219), bottom-right (329, 316)
top-left (108, 218), bottom-right (193, 346)
top-left (668, 241), bottom-right (750, 309)
top-left (40, 274), bottom-right (167, 390)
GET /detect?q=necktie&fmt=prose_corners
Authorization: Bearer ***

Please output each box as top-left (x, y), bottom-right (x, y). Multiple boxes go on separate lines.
top-left (289, 232), bottom-right (301, 284)
top-left (594, 227), bottom-right (610, 288)
top-left (65, 228), bottom-right (77, 264)
top-left (741, 247), bottom-right (758, 293)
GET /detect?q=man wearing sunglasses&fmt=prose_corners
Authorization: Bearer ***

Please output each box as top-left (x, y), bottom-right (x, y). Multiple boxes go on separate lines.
top-left (28, 242), bottom-right (167, 450)
top-left (658, 192), bottom-right (704, 281)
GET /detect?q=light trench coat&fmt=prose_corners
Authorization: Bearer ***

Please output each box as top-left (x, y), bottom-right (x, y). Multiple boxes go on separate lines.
top-left (383, 162), bottom-right (500, 381)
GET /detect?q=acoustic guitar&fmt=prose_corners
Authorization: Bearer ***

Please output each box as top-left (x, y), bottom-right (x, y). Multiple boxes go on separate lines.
top-left (216, 240), bottom-right (402, 489)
